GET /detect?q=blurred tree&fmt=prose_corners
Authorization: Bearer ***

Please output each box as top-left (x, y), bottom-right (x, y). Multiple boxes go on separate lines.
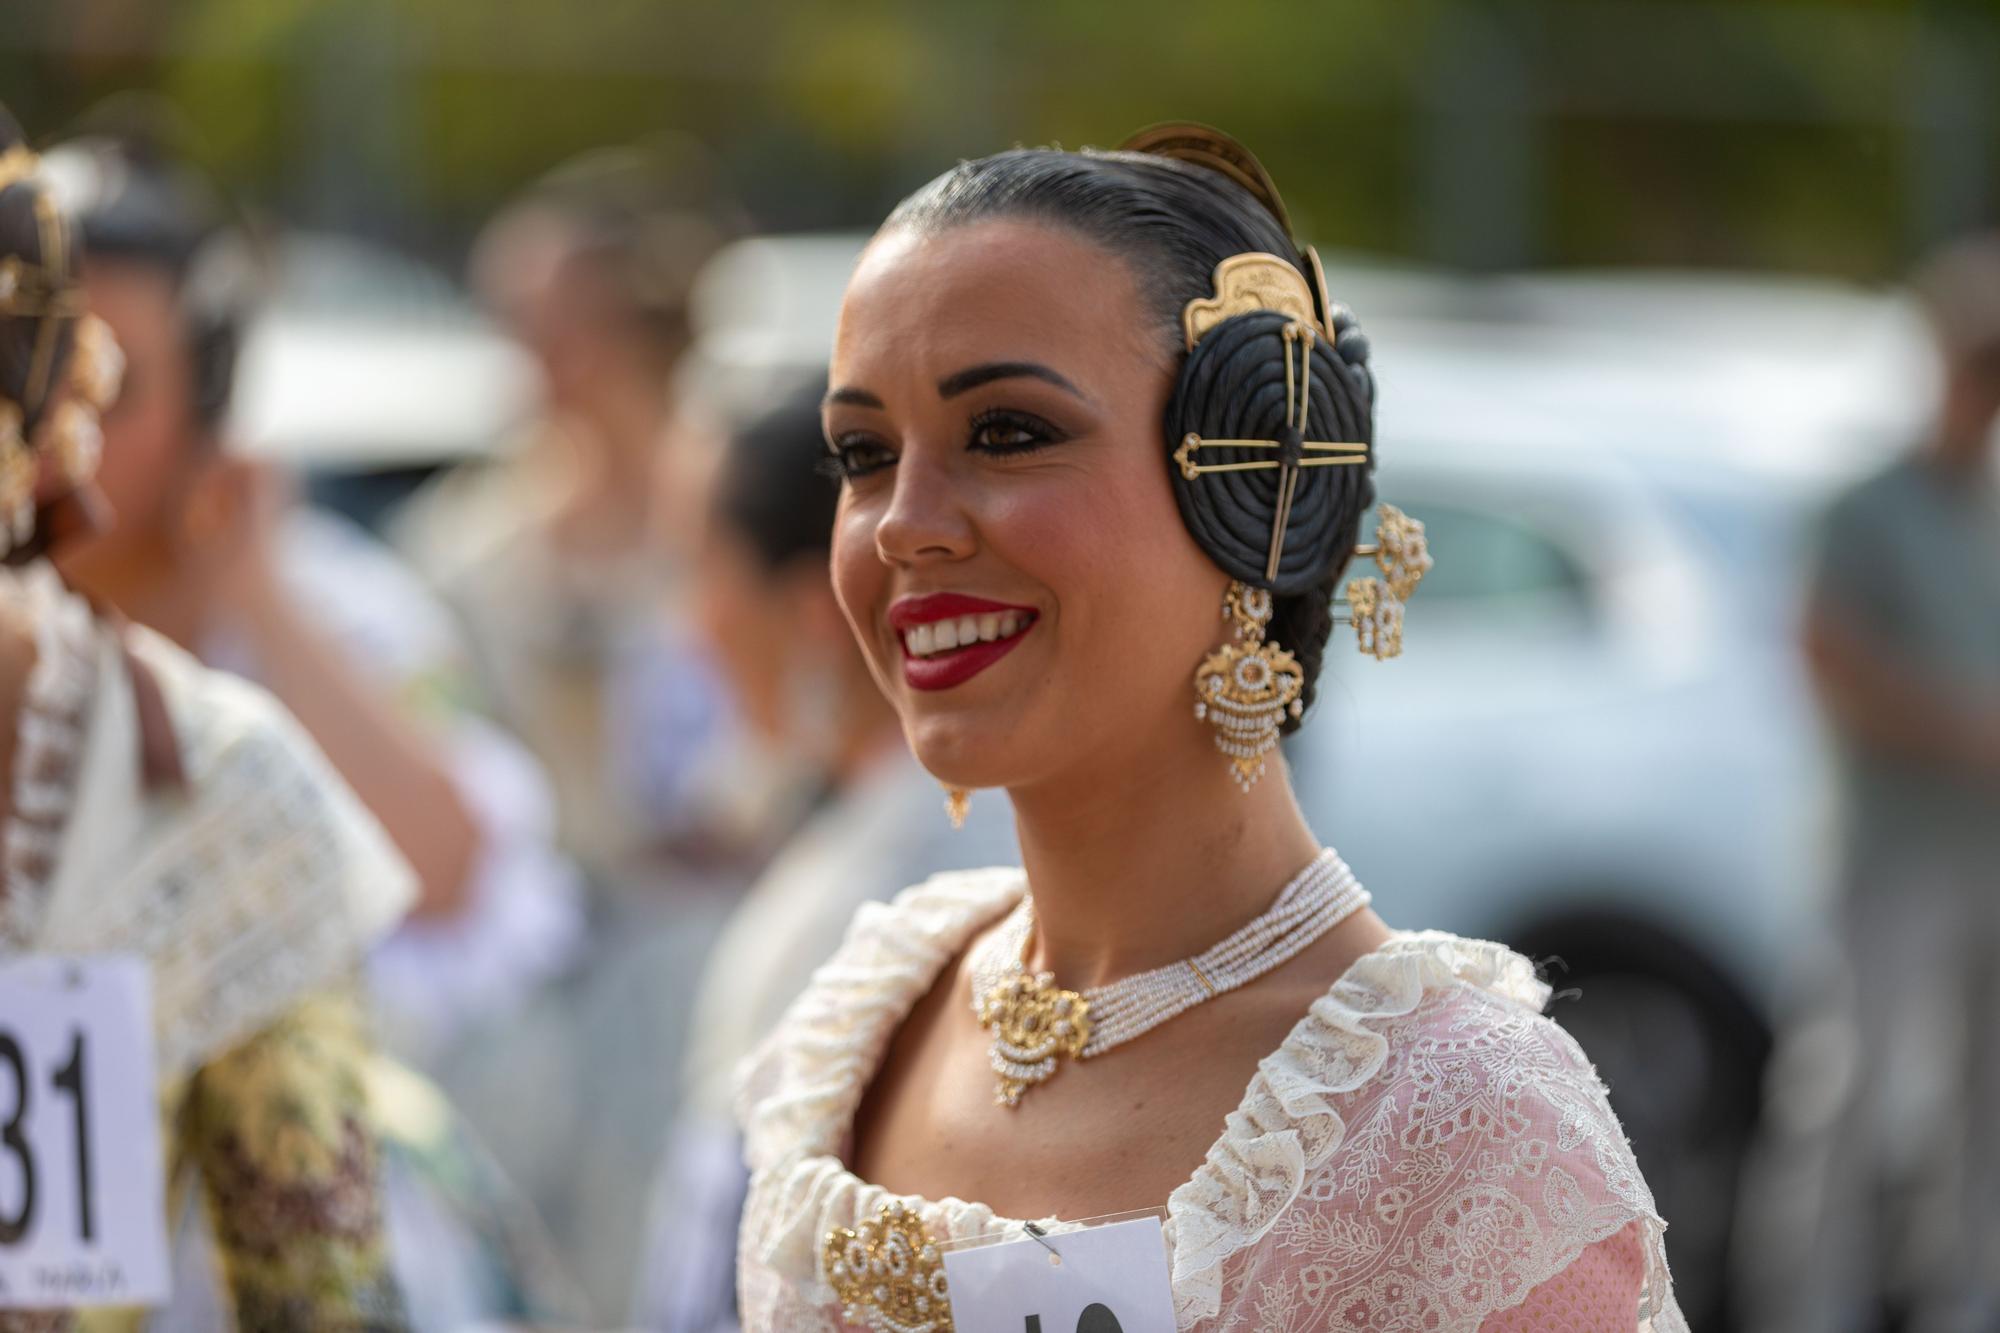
top-left (1, 0), bottom-right (1994, 275)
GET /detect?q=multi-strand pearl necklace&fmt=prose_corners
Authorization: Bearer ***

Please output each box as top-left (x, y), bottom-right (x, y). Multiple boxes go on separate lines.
top-left (967, 848), bottom-right (1371, 1107)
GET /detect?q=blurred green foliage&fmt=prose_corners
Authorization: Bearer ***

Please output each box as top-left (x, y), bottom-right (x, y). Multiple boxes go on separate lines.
top-left (5, 0), bottom-right (1995, 276)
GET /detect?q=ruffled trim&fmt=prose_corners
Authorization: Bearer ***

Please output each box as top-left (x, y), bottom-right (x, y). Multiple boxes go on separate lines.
top-left (736, 867), bottom-right (1026, 1291)
top-left (738, 875), bottom-right (1682, 1329)
top-left (738, 867), bottom-right (1021, 1166)
top-left (1166, 930), bottom-right (1683, 1328)
top-left (1165, 929), bottom-right (1549, 1315)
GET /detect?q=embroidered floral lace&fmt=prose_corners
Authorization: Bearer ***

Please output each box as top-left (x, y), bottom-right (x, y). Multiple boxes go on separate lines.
top-left (736, 869), bottom-right (1686, 1331)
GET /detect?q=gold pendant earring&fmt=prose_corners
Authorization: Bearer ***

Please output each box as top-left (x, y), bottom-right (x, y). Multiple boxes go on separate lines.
top-left (1193, 583), bottom-right (1304, 791)
top-left (0, 403), bottom-right (35, 552)
top-left (942, 786), bottom-right (970, 830)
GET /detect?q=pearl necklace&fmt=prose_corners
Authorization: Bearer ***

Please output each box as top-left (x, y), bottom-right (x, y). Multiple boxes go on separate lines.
top-left (967, 848), bottom-right (1370, 1107)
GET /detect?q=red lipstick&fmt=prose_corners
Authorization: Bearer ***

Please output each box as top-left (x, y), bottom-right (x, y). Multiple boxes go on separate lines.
top-left (888, 593), bottom-right (1039, 692)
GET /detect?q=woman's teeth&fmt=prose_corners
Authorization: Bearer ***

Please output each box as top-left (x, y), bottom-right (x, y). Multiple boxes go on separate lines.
top-left (903, 612), bottom-right (1028, 659)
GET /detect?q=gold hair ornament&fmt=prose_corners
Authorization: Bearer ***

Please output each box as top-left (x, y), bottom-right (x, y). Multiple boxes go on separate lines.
top-left (0, 146), bottom-right (120, 555)
top-left (1172, 250), bottom-right (1434, 787)
top-left (1175, 253), bottom-right (1433, 668)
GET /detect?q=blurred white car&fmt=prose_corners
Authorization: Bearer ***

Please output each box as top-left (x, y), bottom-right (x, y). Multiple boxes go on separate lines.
top-left (226, 232), bottom-right (538, 526)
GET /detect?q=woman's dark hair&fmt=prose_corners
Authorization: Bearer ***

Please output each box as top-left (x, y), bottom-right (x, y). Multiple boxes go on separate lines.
top-left (884, 146), bottom-right (1377, 732)
top-left (0, 107), bottom-right (81, 438)
top-left (46, 98), bottom-right (256, 432)
top-left (482, 141), bottom-right (737, 366)
top-left (715, 376), bottom-right (841, 572)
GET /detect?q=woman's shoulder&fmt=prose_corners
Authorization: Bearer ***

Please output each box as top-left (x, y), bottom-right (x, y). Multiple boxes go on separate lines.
top-left (127, 623), bottom-right (414, 927)
top-left (1227, 929), bottom-right (1646, 1206)
top-left (1170, 929), bottom-right (1681, 1329)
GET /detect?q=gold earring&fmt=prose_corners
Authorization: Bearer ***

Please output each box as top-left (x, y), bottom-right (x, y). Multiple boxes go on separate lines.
top-left (0, 403), bottom-right (34, 552)
top-left (1193, 582), bottom-right (1304, 791)
top-left (943, 786), bottom-right (970, 830)
top-left (1344, 504), bottom-right (1433, 660)
top-left (44, 401), bottom-right (101, 491)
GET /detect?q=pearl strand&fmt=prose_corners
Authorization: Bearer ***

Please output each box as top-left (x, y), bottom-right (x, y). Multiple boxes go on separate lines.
top-left (969, 849), bottom-right (1371, 1062)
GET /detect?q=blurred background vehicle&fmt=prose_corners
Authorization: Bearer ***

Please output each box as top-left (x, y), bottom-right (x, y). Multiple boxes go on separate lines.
top-left (1295, 279), bottom-right (1923, 1329)
top-left (231, 231), bottom-right (539, 523)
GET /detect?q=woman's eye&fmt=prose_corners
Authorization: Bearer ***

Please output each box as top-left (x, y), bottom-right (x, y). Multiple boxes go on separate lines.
top-left (825, 436), bottom-right (895, 480)
top-left (969, 411), bottom-right (1057, 455)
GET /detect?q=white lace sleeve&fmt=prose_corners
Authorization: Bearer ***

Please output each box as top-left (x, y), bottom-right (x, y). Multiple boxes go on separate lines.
top-left (1174, 934), bottom-right (1685, 1331)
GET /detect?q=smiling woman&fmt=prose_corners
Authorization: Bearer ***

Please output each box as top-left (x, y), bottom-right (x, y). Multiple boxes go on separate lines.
top-left (734, 126), bottom-right (1686, 1332)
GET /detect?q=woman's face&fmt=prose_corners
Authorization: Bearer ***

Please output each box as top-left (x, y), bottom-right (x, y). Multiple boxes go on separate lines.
top-left (824, 218), bottom-right (1228, 793)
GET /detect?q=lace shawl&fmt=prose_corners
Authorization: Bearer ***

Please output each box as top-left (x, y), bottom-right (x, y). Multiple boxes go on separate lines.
top-left (0, 568), bottom-right (415, 1330)
top-left (17, 598), bottom-right (414, 1080)
top-left (736, 869), bottom-right (1687, 1331)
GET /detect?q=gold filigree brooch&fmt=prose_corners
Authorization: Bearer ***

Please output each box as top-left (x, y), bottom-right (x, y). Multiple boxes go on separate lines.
top-left (824, 1200), bottom-right (953, 1332)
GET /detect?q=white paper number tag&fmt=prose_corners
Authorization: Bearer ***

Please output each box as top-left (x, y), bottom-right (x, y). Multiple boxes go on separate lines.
top-left (0, 955), bottom-right (171, 1309)
top-left (941, 1216), bottom-right (1176, 1333)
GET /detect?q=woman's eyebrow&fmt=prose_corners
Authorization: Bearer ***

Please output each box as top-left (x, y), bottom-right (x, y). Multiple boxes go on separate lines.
top-left (937, 361), bottom-right (1091, 403)
top-left (824, 385), bottom-right (885, 409)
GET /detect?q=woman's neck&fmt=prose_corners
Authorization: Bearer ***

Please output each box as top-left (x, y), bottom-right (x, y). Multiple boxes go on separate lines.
top-left (1005, 720), bottom-right (1323, 990)
top-left (58, 535), bottom-right (209, 649)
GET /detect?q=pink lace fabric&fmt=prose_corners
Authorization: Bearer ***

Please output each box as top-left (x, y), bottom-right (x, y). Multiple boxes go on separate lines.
top-left (735, 870), bottom-right (1686, 1331)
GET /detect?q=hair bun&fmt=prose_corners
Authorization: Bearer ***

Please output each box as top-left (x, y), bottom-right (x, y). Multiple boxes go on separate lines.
top-left (1327, 306), bottom-right (1372, 368)
top-left (1164, 308), bottom-right (1376, 597)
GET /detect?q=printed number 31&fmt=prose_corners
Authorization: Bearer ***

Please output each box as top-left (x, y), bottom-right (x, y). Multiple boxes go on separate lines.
top-left (1024, 1308), bottom-right (1124, 1333)
top-left (0, 1030), bottom-right (93, 1245)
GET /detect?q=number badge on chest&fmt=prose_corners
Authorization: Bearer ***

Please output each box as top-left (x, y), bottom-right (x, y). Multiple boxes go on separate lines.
top-left (940, 1216), bottom-right (1176, 1333)
top-left (0, 956), bottom-right (170, 1309)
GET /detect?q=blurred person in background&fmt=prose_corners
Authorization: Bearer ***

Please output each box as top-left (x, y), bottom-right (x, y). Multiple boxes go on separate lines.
top-left (42, 105), bottom-right (585, 1075)
top-left (40, 110), bottom-right (592, 1331)
top-left (630, 380), bottom-right (1015, 1332)
top-left (1738, 233), bottom-right (2000, 1333)
top-left (388, 145), bottom-right (755, 1321)
top-left (0, 104), bottom-right (409, 1330)
top-left (396, 144), bottom-right (740, 895)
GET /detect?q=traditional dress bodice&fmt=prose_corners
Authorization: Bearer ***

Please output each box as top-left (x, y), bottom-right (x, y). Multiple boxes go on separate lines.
top-left (735, 869), bottom-right (1687, 1331)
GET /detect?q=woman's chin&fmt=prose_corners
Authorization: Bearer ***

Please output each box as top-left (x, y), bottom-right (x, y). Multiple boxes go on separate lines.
top-left (902, 713), bottom-right (1024, 793)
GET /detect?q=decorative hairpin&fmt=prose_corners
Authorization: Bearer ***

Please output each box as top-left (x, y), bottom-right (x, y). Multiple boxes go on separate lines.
top-left (0, 144), bottom-right (119, 555)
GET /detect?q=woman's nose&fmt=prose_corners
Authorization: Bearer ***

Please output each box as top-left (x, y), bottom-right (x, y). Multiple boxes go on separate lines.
top-left (873, 450), bottom-right (976, 567)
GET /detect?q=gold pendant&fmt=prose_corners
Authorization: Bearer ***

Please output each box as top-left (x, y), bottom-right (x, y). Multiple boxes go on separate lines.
top-left (824, 1200), bottom-right (953, 1332)
top-left (976, 971), bottom-right (1090, 1108)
